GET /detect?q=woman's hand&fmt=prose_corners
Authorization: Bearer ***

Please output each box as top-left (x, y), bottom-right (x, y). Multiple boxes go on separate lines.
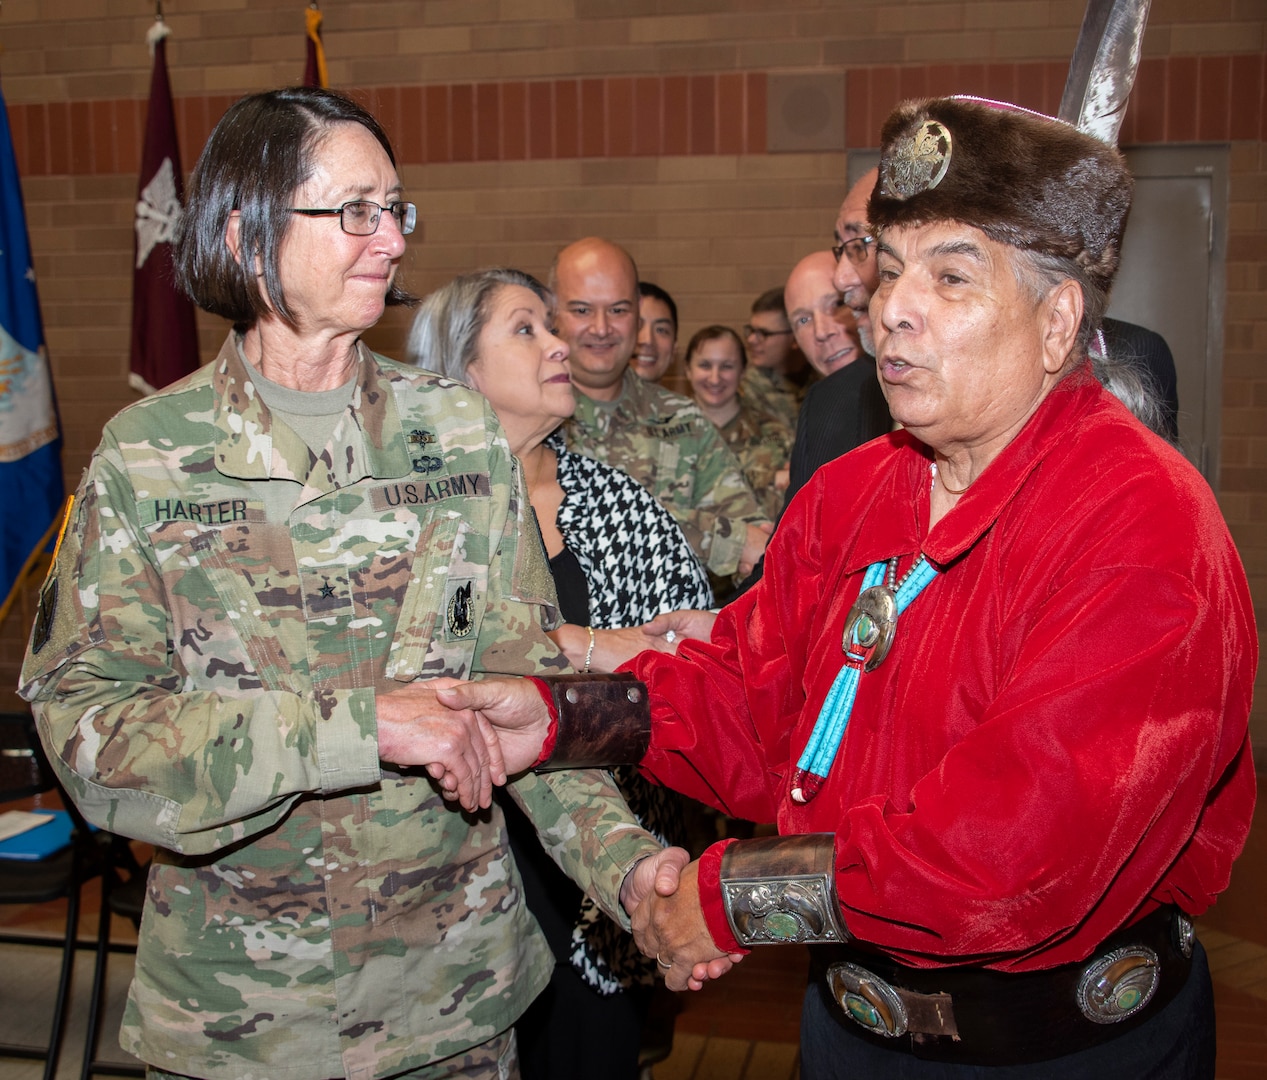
top-left (377, 678), bottom-right (507, 812)
top-left (739, 521), bottom-right (774, 577)
top-left (548, 623), bottom-right (674, 672)
top-left (619, 846), bottom-right (691, 917)
top-left (640, 609), bottom-right (718, 649)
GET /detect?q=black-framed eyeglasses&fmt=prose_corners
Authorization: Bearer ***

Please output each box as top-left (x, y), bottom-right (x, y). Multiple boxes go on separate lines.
top-left (291, 200), bottom-right (417, 236)
top-left (831, 235), bottom-right (875, 266)
top-left (742, 324), bottom-right (793, 341)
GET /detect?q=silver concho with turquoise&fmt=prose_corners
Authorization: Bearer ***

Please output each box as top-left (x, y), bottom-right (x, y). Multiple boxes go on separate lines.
top-left (826, 962), bottom-right (909, 1037)
top-left (842, 584), bottom-right (898, 671)
top-left (1075, 946), bottom-right (1160, 1024)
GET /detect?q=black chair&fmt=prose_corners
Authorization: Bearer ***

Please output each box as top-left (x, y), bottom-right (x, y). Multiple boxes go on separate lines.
top-left (80, 835), bottom-right (147, 1079)
top-left (0, 708), bottom-right (103, 1080)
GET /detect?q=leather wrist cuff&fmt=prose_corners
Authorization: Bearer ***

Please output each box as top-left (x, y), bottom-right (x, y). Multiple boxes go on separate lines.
top-left (720, 833), bottom-right (849, 947)
top-left (532, 673), bottom-right (651, 770)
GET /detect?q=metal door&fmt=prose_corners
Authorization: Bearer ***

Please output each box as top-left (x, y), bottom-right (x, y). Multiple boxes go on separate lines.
top-left (1110, 146), bottom-right (1228, 483)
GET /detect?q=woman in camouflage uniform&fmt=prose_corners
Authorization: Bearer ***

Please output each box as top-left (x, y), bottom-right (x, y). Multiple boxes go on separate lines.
top-left (686, 325), bottom-right (794, 522)
top-left (19, 88), bottom-right (683, 1080)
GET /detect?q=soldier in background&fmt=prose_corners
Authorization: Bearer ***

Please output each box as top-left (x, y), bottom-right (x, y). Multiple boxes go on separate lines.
top-left (631, 280), bottom-right (679, 384)
top-left (739, 286), bottom-right (809, 429)
top-left (685, 324), bottom-right (793, 521)
top-left (19, 88), bottom-right (684, 1080)
top-left (552, 237), bottom-right (772, 580)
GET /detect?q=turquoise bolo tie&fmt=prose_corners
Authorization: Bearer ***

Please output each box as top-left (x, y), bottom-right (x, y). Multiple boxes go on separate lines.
top-left (790, 555), bottom-right (939, 804)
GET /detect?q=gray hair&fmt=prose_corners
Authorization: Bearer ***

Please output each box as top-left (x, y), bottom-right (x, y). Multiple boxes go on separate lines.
top-left (1089, 331), bottom-right (1173, 441)
top-left (1007, 247), bottom-right (1171, 439)
top-left (1009, 246), bottom-right (1107, 364)
top-left (407, 268), bottom-right (552, 382)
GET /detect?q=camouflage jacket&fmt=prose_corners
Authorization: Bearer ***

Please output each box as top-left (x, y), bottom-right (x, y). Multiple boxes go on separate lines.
top-left (19, 336), bottom-right (663, 1080)
top-left (565, 369), bottom-right (769, 577)
top-left (739, 365), bottom-right (805, 431)
top-left (717, 400), bottom-right (794, 522)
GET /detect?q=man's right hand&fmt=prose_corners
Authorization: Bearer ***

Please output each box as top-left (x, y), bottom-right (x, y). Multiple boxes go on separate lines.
top-left (435, 677), bottom-right (552, 776)
top-left (631, 857), bottom-right (745, 991)
top-left (376, 678), bottom-right (506, 812)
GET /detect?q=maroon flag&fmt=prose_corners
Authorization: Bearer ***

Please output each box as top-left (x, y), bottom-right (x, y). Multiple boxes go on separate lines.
top-left (304, 4), bottom-right (329, 89)
top-left (130, 19), bottom-right (199, 396)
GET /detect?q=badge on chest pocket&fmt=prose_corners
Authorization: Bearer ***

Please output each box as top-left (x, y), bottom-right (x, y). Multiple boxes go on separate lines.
top-left (445, 578), bottom-right (476, 639)
top-left (385, 513), bottom-right (488, 682)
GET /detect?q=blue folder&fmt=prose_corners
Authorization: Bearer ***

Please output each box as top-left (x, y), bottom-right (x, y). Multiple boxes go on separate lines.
top-left (0, 810), bottom-right (75, 860)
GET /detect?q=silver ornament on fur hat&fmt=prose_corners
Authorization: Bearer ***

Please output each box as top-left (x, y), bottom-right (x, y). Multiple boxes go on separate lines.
top-left (870, 97), bottom-right (1134, 296)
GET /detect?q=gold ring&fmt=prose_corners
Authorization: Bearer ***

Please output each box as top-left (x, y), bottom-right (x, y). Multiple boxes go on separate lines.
top-left (657, 953), bottom-right (672, 969)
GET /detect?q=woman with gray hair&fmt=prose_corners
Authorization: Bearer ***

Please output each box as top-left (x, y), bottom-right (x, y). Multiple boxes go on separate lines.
top-left (408, 268), bottom-right (712, 1080)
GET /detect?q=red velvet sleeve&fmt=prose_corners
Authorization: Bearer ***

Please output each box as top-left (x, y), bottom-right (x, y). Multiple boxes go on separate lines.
top-left (698, 839), bottom-right (745, 955)
top-left (628, 471), bottom-right (832, 824)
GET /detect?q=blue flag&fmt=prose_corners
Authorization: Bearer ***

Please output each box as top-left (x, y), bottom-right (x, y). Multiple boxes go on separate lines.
top-left (0, 72), bottom-right (63, 620)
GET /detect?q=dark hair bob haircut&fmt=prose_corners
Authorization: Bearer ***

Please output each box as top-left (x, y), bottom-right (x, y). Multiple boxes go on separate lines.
top-left (176, 86), bottom-right (416, 329)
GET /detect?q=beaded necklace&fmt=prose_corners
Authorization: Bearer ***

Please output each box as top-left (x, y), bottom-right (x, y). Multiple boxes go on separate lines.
top-left (789, 554), bottom-right (939, 804)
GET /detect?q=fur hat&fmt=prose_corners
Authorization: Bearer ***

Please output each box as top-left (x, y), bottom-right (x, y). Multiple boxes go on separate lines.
top-left (868, 96), bottom-right (1134, 295)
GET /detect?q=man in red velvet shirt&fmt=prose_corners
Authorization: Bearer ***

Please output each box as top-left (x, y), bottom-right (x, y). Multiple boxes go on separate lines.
top-left (441, 97), bottom-right (1257, 1078)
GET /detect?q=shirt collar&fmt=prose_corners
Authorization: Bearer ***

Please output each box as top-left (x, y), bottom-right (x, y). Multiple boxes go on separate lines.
top-left (212, 333), bottom-right (410, 487)
top-left (845, 362), bottom-right (1101, 575)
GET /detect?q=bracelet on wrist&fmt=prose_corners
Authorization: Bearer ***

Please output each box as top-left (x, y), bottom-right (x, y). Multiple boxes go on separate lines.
top-left (583, 625), bottom-right (596, 673)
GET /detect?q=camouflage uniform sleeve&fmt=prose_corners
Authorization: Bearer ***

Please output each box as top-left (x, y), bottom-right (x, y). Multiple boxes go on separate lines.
top-left (506, 769), bottom-right (661, 929)
top-left (472, 421), bottom-right (662, 926)
top-left (681, 421), bottom-right (770, 577)
top-left (471, 439), bottom-right (565, 667)
top-left (18, 444), bottom-right (380, 856)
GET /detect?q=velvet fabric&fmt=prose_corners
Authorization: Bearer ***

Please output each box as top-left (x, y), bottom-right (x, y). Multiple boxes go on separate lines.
top-left (631, 362), bottom-right (1257, 971)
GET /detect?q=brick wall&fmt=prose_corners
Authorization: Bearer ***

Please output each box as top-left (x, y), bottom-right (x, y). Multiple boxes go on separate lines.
top-left (1, 1), bottom-right (1265, 753)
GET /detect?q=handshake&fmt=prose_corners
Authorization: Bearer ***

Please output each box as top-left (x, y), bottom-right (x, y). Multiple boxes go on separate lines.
top-left (373, 608), bottom-right (741, 990)
top-left (377, 607), bottom-right (720, 811)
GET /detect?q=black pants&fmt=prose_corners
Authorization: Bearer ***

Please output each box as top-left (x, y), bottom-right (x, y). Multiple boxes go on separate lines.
top-left (503, 793), bottom-right (649, 1080)
top-left (799, 940), bottom-right (1215, 1080)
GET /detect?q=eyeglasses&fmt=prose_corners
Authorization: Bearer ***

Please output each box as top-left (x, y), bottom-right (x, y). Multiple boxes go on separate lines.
top-left (831, 235), bottom-right (875, 266)
top-left (291, 200), bottom-right (417, 236)
top-left (742, 324), bottom-right (793, 341)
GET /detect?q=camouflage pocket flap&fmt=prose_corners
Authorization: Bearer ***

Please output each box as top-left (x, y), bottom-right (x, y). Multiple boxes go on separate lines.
top-left (385, 512), bottom-right (486, 682)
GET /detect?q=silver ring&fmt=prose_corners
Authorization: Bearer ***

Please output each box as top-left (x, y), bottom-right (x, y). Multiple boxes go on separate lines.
top-left (657, 953), bottom-right (672, 969)
top-left (664, 629), bottom-right (677, 644)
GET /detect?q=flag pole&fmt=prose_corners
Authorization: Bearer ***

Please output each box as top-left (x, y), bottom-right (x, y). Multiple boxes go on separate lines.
top-left (129, 6), bottom-right (200, 395)
top-left (304, 2), bottom-right (329, 89)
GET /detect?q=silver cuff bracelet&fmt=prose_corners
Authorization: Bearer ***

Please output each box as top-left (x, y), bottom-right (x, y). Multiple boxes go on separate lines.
top-left (720, 833), bottom-right (849, 946)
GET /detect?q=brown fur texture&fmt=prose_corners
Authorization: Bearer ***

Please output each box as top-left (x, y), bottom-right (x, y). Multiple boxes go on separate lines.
top-left (868, 97), bottom-right (1134, 296)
